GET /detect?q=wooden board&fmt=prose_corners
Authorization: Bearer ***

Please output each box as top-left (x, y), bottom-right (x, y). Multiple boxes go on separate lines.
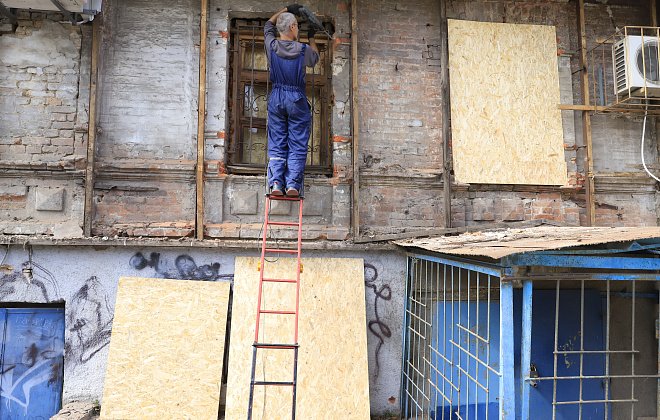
top-left (225, 257), bottom-right (370, 420)
top-left (100, 277), bottom-right (230, 420)
top-left (448, 19), bottom-right (568, 185)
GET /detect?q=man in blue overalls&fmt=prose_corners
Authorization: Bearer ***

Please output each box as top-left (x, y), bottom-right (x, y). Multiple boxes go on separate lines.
top-left (265, 5), bottom-right (319, 197)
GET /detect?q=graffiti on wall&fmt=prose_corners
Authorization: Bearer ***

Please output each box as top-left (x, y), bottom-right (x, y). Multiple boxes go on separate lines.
top-left (129, 252), bottom-right (232, 282)
top-left (64, 276), bottom-right (114, 370)
top-left (364, 262), bottom-right (392, 377)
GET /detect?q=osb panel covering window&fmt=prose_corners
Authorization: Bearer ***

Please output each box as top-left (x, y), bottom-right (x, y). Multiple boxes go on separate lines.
top-left (100, 277), bottom-right (230, 420)
top-left (225, 257), bottom-right (370, 419)
top-left (448, 19), bottom-right (568, 185)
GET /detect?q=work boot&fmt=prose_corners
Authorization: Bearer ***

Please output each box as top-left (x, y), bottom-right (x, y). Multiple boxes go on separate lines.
top-left (286, 187), bottom-right (299, 197)
top-left (270, 182), bottom-right (284, 196)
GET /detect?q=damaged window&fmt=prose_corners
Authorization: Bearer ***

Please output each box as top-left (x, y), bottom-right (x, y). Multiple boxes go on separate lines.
top-left (227, 18), bottom-right (333, 175)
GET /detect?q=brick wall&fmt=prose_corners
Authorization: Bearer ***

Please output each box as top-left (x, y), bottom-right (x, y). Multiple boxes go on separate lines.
top-left (356, 0), bottom-right (659, 234)
top-left (357, 0), bottom-right (444, 234)
top-left (0, 12), bottom-right (87, 236)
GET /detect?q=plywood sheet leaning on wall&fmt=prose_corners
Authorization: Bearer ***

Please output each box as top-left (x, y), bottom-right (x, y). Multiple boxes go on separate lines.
top-left (225, 257), bottom-right (370, 419)
top-left (100, 277), bottom-right (230, 420)
top-left (448, 19), bottom-right (568, 185)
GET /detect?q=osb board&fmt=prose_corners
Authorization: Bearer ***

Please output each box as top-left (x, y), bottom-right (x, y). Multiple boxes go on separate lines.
top-left (100, 277), bottom-right (230, 420)
top-left (448, 19), bottom-right (568, 185)
top-left (225, 257), bottom-right (370, 420)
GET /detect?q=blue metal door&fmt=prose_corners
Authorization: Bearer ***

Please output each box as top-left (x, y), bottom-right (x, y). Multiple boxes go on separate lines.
top-left (0, 308), bottom-right (65, 420)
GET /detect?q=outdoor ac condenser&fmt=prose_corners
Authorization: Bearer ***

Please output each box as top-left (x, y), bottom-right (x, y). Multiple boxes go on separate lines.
top-left (614, 35), bottom-right (660, 97)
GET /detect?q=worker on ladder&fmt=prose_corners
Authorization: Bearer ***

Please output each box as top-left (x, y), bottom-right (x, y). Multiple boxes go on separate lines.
top-left (265, 4), bottom-right (319, 197)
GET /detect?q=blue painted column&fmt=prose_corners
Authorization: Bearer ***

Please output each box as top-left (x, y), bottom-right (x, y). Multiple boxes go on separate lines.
top-left (500, 279), bottom-right (515, 420)
top-left (520, 280), bottom-right (533, 420)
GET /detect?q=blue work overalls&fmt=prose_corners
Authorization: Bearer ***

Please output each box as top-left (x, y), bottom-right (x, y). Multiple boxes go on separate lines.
top-left (267, 43), bottom-right (311, 193)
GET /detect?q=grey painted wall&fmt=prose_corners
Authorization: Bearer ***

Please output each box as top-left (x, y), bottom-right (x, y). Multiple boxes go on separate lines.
top-left (0, 244), bottom-right (406, 415)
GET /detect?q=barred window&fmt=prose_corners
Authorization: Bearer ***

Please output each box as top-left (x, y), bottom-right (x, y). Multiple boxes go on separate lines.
top-left (227, 19), bottom-right (333, 175)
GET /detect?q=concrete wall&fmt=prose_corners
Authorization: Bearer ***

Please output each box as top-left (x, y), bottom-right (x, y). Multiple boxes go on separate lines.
top-left (0, 244), bottom-right (406, 415)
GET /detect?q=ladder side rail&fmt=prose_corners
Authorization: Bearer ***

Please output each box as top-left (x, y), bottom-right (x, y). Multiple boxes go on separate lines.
top-left (254, 195), bottom-right (272, 343)
top-left (294, 198), bottom-right (303, 344)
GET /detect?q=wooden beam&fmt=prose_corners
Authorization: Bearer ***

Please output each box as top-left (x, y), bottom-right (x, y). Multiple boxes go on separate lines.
top-left (351, 0), bottom-right (360, 238)
top-left (196, 0), bottom-right (208, 240)
top-left (651, 0), bottom-right (658, 27)
top-left (577, 0), bottom-right (595, 226)
top-left (440, 0), bottom-right (452, 228)
top-left (354, 219), bottom-right (562, 244)
top-left (557, 104), bottom-right (605, 112)
top-left (83, 18), bottom-right (99, 237)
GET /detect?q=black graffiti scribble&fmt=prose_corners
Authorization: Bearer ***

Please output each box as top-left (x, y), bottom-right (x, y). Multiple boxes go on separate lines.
top-left (64, 276), bottom-right (113, 368)
top-left (364, 262), bottom-right (392, 377)
top-left (129, 252), bottom-right (222, 281)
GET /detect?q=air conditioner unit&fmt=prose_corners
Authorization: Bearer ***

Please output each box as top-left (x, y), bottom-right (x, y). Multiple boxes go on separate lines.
top-left (614, 35), bottom-right (660, 97)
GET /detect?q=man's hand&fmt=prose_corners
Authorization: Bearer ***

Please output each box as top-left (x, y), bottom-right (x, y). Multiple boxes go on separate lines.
top-left (307, 27), bottom-right (317, 39)
top-left (286, 3), bottom-right (302, 15)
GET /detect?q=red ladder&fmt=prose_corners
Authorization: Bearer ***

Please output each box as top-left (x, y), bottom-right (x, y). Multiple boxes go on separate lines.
top-left (247, 194), bottom-right (303, 420)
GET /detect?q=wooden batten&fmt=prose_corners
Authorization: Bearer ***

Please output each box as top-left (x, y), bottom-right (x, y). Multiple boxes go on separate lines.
top-left (83, 19), bottom-right (99, 237)
top-left (577, 0), bottom-right (596, 226)
top-left (351, 0), bottom-right (360, 238)
top-left (196, 0), bottom-right (208, 240)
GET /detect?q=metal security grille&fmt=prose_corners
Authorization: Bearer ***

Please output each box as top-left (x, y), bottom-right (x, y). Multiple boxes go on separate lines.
top-left (402, 252), bottom-right (660, 420)
top-left (401, 255), bottom-right (504, 420)
top-left (227, 19), bottom-right (333, 174)
top-left (520, 276), bottom-right (660, 420)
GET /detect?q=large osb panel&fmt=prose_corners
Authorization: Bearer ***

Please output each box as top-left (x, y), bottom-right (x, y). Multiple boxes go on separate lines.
top-left (100, 277), bottom-right (230, 420)
top-left (226, 257), bottom-right (370, 419)
top-left (448, 19), bottom-right (567, 185)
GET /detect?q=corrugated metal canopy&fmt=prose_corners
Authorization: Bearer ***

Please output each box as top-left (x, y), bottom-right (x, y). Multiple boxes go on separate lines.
top-left (394, 226), bottom-right (660, 259)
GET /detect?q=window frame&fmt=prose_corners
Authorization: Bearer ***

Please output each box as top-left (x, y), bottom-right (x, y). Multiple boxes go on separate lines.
top-left (227, 20), bottom-right (333, 175)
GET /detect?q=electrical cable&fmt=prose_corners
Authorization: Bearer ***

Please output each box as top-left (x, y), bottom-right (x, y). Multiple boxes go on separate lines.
top-left (641, 110), bottom-right (660, 183)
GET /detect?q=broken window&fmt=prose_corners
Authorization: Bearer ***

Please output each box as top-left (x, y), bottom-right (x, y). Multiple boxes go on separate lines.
top-left (227, 18), bottom-right (333, 175)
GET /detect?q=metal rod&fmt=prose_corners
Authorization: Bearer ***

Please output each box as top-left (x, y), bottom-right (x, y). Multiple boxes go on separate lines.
top-left (521, 280), bottom-right (533, 420)
top-left (605, 279), bottom-right (610, 420)
top-left (500, 279), bottom-right (515, 419)
top-left (553, 280), bottom-right (560, 420)
top-left (631, 279), bottom-right (636, 418)
top-left (579, 280), bottom-right (585, 420)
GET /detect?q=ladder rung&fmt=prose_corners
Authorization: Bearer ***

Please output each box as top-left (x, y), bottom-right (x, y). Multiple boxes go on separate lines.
top-left (262, 278), bottom-right (297, 283)
top-left (267, 195), bottom-right (302, 201)
top-left (267, 221), bottom-right (300, 226)
top-left (259, 310), bottom-right (296, 315)
top-left (253, 342), bottom-right (299, 349)
top-left (264, 248), bottom-right (298, 254)
top-left (252, 381), bottom-right (295, 386)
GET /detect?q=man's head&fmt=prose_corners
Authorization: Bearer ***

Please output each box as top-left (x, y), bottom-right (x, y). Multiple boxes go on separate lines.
top-left (277, 12), bottom-right (298, 41)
